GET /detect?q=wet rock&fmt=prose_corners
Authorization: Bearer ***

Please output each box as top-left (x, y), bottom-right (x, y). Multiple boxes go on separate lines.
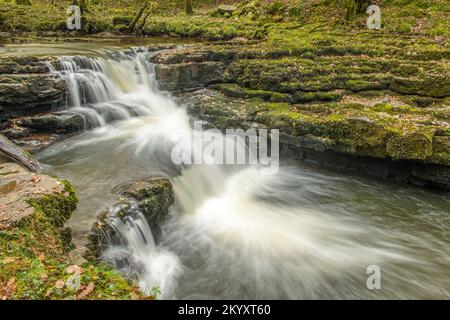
top-left (13, 133), bottom-right (60, 153)
top-left (0, 57), bottom-right (50, 74)
top-left (411, 163), bottom-right (450, 189)
top-left (155, 61), bottom-right (228, 91)
top-left (88, 178), bottom-right (175, 259)
top-left (119, 178), bottom-right (175, 228)
top-left (19, 113), bottom-right (85, 133)
top-left (1, 125), bottom-right (32, 139)
top-left (0, 74), bottom-right (67, 120)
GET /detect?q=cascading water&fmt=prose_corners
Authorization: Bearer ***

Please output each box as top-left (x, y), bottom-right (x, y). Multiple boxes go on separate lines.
top-left (46, 47), bottom-right (165, 129)
top-left (37, 47), bottom-right (450, 299)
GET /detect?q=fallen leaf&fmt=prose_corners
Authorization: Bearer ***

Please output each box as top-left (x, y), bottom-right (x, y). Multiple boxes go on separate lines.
top-left (77, 282), bottom-right (95, 300)
top-left (55, 280), bottom-right (65, 289)
top-left (0, 278), bottom-right (16, 300)
top-left (66, 265), bottom-right (83, 275)
top-left (40, 273), bottom-right (48, 282)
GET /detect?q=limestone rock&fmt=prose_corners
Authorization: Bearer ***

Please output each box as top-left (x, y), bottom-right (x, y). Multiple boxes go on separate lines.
top-left (155, 61), bottom-right (228, 91)
top-left (0, 74), bottom-right (66, 120)
top-left (0, 163), bottom-right (65, 228)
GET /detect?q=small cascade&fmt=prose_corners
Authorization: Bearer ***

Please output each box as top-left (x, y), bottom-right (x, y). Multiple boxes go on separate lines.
top-left (100, 202), bottom-right (182, 299)
top-left (46, 48), bottom-right (167, 130)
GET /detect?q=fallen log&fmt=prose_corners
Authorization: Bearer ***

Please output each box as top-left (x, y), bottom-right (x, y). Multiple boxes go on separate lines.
top-left (0, 134), bottom-right (42, 172)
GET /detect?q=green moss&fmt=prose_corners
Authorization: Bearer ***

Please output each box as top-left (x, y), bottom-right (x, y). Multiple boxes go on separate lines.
top-left (386, 130), bottom-right (434, 160)
top-left (429, 136), bottom-right (450, 166)
top-left (290, 91), bottom-right (343, 103)
top-left (371, 103), bottom-right (420, 114)
top-left (27, 179), bottom-right (78, 228)
top-left (390, 77), bottom-right (450, 98)
top-left (112, 16), bottom-right (133, 26)
top-left (211, 83), bottom-right (290, 102)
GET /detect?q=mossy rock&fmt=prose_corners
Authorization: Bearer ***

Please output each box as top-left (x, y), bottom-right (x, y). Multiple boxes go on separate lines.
top-left (290, 91), bottom-right (343, 103)
top-left (429, 135), bottom-right (450, 166)
top-left (120, 179), bottom-right (175, 228)
top-left (386, 131), bottom-right (434, 161)
top-left (0, 168), bottom-right (144, 300)
top-left (390, 77), bottom-right (450, 98)
top-left (211, 83), bottom-right (289, 102)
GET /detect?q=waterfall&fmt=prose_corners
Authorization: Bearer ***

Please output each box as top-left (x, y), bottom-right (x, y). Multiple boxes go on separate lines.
top-left (100, 202), bottom-right (182, 299)
top-left (47, 48), bottom-right (166, 130)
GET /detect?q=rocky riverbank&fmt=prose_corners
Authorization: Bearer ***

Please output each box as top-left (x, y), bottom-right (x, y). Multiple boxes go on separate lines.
top-left (156, 40), bottom-right (449, 189)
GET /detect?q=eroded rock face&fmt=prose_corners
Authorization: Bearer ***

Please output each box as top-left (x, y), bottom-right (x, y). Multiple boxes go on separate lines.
top-left (155, 61), bottom-right (228, 91)
top-left (180, 89), bottom-right (450, 189)
top-left (0, 57), bottom-right (50, 74)
top-left (0, 56), bottom-right (67, 121)
top-left (0, 74), bottom-right (66, 120)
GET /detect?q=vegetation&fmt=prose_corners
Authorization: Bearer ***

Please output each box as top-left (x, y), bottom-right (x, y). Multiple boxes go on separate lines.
top-left (0, 0), bottom-right (448, 38)
top-left (0, 180), bottom-right (146, 300)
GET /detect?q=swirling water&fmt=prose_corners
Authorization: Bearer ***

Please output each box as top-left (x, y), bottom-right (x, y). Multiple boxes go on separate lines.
top-left (35, 47), bottom-right (450, 299)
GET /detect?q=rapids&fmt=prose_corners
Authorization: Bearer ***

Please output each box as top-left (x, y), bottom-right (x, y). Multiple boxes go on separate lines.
top-left (35, 46), bottom-right (450, 299)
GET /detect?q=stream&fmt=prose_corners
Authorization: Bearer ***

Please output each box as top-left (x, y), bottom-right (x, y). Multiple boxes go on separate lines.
top-left (13, 43), bottom-right (448, 299)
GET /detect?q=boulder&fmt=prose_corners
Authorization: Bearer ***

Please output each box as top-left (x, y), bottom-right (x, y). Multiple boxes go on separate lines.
top-left (120, 178), bottom-right (175, 228)
top-left (0, 163), bottom-right (68, 228)
top-left (218, 5), bottom-right (238, 15)
top-left (89, 178), bottom-right (175, 259)
top-left (19, 113), bottom-right (85, 133)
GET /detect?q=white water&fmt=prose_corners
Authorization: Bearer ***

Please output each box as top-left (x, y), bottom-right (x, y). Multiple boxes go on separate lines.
top-left (37, 47), bottom-right (450, 299)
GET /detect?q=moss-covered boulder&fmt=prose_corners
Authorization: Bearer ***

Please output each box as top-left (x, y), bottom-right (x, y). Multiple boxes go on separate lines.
top-left (120, 178), bottom-right (175, 228)
top-left (0, 163), bottom-right (143, 300)
top-left (182, 89), bottom-right (450, 189)
top-left (390, 77), bottom-right (450, 98)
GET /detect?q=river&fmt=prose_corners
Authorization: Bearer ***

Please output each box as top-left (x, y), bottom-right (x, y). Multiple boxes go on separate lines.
top-left (6, 42), bottom-right (447, 299)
